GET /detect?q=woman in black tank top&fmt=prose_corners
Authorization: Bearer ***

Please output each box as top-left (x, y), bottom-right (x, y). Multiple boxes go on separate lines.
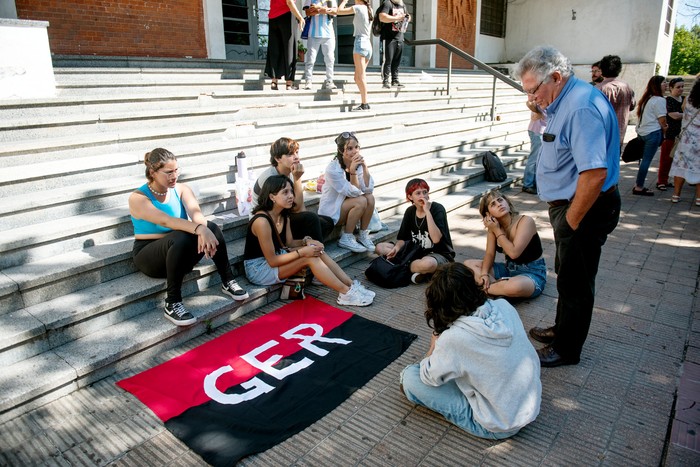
top-left (244, 175), bottom-right (374, 306)
top-left (464, 190), bottom-right (546, 299)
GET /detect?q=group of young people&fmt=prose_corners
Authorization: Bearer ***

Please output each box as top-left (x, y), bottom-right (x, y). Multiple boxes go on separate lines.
top-left (266, 0), bottom-right (410, 112)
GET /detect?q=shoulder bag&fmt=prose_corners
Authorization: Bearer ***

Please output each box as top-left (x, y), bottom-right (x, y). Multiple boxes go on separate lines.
top-left (365, 241), bottom-right (424, 288)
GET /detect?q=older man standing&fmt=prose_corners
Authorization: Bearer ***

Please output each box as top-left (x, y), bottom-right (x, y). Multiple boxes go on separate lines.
top-left (514, 46), bottom-right (621, 367)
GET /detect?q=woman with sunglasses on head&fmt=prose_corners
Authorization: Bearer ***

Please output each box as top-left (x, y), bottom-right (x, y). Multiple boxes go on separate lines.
top-left (463, 190), bottom-right (546, 299)
top-left (244, 175), bottom-right (374, 306)
top-left (632, 75), bottom-right (669, 196)
top-left (129, 148), bottom-right (249, 327)
top-left (657, 77), bottom-right (685, 191)
top-left (334, 0), bottom-right (373, 111)
top-left (319, 132), bottom-right (376, 253)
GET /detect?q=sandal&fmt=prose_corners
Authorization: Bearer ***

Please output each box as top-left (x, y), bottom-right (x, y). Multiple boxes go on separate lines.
top-left (271, 81), bottom-right (279, 91)
top-left (632, 187), bottom-right (654, 196)
top-left (671, 195), bottom-right (681, 203)
top-left (286, 81), bottom-right (299, 90)
top-left (656, 183), bottom-right (667, 191)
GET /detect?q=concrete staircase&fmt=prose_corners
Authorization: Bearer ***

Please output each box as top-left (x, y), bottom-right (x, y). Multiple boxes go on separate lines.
top-left (0, 57), bottom-right (531, 422)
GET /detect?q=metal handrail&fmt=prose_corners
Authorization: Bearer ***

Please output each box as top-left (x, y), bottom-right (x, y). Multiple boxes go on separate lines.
top-left (406, 38), bottom-right (523, 120)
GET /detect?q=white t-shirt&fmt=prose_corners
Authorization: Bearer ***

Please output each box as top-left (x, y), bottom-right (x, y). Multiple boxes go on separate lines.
top-left (637, 96), bottom-right (667, 136)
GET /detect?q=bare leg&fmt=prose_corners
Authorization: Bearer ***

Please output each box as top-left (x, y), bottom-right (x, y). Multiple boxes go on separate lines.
top-left (278, 257), bottom-right (350, 294)
top-left (486, 276), bottom-right (535, 298)
top-left (353, 53), bottom-right (369, 104)
top-left (359, 194), bottom-right (375, 229)
top-left (673, 176), bottom-right (684, 197)
top-left (410, 256), bottom-right (439, 274)
top-left (375, 242), bottom-right (394, 255)
top-left (338, 196), bottom-right (368, 234)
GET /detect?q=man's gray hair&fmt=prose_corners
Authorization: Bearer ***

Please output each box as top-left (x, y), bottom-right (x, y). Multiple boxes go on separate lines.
top-left (514, 46), bottom-right (574, 82)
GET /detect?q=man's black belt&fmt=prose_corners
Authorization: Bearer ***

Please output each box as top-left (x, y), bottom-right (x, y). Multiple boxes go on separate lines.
top-left (547, 185), bottom-right (618, 208)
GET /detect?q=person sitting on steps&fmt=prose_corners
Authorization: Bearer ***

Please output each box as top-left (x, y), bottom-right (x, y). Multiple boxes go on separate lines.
top-left (129, 148), bottom-right (249, 327)
top-left (244, 175), bottom-right (374, 307)
top-left (375, 178), bottom-right (454, 284)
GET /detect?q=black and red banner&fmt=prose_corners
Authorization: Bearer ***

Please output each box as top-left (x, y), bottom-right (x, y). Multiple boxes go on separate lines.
top-left (117, 297), bottom-right (416, 466)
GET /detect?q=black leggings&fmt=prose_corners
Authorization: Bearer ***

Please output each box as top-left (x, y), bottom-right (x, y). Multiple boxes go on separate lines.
top-left (132, 221), bottom-right (234, 304)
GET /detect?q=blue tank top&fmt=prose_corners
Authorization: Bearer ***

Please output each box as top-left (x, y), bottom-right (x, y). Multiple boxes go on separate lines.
top-left (131, 184), bottom-right (188, 235)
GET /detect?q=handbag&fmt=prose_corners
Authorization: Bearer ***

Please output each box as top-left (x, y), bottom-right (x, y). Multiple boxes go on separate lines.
top-left (281, 268), bottom-right (309, 300)
top-left (365, 241), bottom-right (424, 288)
top-left (621, 136), bottom-right (645, 163)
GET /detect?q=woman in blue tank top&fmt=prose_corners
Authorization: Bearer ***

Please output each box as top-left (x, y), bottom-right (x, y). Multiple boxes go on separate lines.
top-left (129, 148), bottom-right (248, 326)
top-left (463, 190), bottom-right (547, 299)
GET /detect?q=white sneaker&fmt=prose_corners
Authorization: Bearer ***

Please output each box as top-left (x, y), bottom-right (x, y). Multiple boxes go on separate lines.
top-left (323, 80), bottom-right (337, 90)
top-left (304, 81), bottom-right (312, 90)
top-left (353, 280), bottom-right (375, 299)
top-left (338, 233), bottom-right (368, 253)
top-left (358, 230), bottom-right (375, 251)
top-left (337, 283), bottom-right (373, 306)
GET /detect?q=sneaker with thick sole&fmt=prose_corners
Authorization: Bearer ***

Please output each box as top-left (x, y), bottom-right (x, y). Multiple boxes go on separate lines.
top-left (304, 81), bottom-right (312, 90)
top-left (392, 81), bottom-right (404, 88)
top-left (353, 279), bottom-right (375, 299)
top-left (222, 279), bottom-right (249, 301)
top-left (411, 272), bottom-right (431, 284)
top-left (338, 234), bottom-right (368, 253)
top-left (337, 284), bottom-right (373, 306)
top-left (323, 80), bottom-right (337, 90)
top-left (351, 103), bottom-right (370, 112)
top-left (357, 231), bottom-right (375, 251)
top-left (382, 81), bottom-right (391, 89)
top-left (164, 302), bottom-right (196, 326)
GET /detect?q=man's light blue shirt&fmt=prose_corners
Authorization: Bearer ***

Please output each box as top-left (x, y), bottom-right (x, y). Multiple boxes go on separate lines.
top-left (536, 76), bottom-right (620, 202)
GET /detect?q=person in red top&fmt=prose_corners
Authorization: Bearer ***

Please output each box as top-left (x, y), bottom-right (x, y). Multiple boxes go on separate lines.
top-left (265, 0), bottom-right (306, 91)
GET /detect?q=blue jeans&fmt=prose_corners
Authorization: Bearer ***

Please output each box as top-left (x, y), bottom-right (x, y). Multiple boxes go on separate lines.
top-left (523, 131), bottom-right (542, 189)
top-left (635, 130), bottom-right (662, 188)
top-left (400, 364), bottom-right (520, 439)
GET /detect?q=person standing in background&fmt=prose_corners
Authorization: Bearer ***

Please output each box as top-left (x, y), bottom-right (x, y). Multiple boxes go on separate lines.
top-left (657, 77), bottom-right (685, 191)
top-left (265, 0), bottom-right (306, 90)
top-left (302, 0), bottom-right (338, 91)
top-left (522, 101), bottom-right (546, 195)
top-left (596, 55), bottom-right (636, 146)
top-left (379, 0), bottom-right (410, 89)
top-left (589, 61), bottom-right (604, 85)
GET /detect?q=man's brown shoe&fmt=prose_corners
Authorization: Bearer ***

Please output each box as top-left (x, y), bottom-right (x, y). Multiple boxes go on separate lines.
top-left (537, 345), bottom-right (578, 367)
top-left (529, 326), bottom-right (556, 344)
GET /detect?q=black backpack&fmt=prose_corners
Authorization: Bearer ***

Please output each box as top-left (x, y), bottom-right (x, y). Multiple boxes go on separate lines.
top-left (371, 4), bottom-right (383, 37)
top-left (365, 241), bottom-right (423, 288)
top-left (481, 151), bottom-right (507, 182)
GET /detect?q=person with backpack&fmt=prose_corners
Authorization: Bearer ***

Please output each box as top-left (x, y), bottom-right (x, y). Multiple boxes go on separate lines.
top-left (378, 0), bottom-right (410, 89)
top-left (335, 0), bottom-right (373, 111)
top-left (374, 178), bottom-right (454, 284)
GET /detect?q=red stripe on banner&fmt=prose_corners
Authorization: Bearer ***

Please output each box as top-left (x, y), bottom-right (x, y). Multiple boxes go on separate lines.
top-left (117, 297), bottom-right (353, 421)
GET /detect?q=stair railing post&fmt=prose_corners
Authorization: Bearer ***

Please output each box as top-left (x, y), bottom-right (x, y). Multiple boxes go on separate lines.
top-left (491, 76), bottom-right (497, 121)
top-left (447, 51), bottom-right (452, 96)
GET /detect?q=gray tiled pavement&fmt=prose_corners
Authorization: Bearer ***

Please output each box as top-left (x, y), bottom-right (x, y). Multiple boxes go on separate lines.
top-left (1, 162), bottom-right (699, 466)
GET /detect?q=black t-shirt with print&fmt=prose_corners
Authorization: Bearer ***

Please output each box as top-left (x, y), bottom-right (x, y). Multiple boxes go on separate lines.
top-left (397, 202), bottom-right (454, 260)
top-left (380, 0), bottom-right (406, 42)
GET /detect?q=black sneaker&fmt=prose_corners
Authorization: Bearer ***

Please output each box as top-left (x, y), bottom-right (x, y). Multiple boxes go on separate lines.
top-left (382, 81), bottom-right (391, 89)
top-left (164, 302), bottom-right (196, 326)
top-left (222, 279), bottom-right (249, 301)
top-left (352, 103), bottom-right (370, 111)
top-left (392, 81), bottom-right (404, 88)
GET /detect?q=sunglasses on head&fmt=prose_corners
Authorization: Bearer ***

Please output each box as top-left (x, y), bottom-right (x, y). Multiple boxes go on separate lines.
top-left (335, 131), bottom-right (356, 145)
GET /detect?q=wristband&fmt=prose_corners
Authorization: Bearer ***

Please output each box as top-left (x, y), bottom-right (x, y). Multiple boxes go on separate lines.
top-left (297, 250), bottom-right (301, 258)
top-left (194, 224), bottom-right (203, 234)
top-left (496, 233), bottom-right (506, 240)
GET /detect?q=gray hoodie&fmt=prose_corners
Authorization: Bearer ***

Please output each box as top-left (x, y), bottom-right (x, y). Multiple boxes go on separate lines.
top-left (420, 298), bottom-right (541, 433)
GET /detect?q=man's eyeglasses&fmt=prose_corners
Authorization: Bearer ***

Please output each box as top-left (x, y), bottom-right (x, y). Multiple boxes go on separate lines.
top-left (159, 168), bottom-right (181, 178)
top-left (525, 79), bottom-right (545, 96)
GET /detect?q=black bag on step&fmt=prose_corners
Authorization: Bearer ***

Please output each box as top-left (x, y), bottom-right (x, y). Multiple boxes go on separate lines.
top-left (365, 241), bottom-right (423, 288)
top-left (481, 151), bottom-right (507, 182)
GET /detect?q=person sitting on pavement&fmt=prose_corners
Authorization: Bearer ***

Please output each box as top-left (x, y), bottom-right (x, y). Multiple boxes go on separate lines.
top-left (375, 178), bottom-right (454, 284)
top-left (252, 137), bottom-right (334, 241)
top-left (244, 175), bottom-right (374, 306)
top-left (129, 148), bottom-right (249, 327)
top-left (464, 190), bottom-right (546, 299)
top-left (400, 262), bottom-right (541, 439)
top-left (318, 131), bottom-right (376, 253)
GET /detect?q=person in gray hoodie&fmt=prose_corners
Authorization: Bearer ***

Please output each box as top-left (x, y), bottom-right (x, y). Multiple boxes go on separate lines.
top-left (400, 263), bottom-right (541, 439)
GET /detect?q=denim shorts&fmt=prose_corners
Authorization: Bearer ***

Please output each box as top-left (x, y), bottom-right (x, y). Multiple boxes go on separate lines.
top-left (244, 256), bottom-right (282, 286)
top-left (353, 36), bottom-right (372, 59)
top-left (492, 257), bottom-right (547, 298)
